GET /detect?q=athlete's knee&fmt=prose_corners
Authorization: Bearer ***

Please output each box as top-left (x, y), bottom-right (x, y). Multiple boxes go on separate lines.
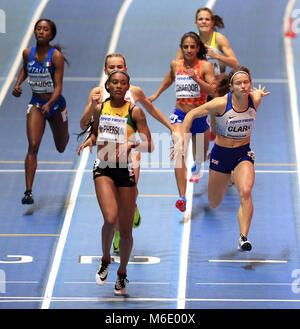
top-left (55, 133), bottom-right (69, 153)
top-left (103, 217), bottom-right (117, 229)
top-left (28, 142), bottom-right (40, 154)
top-left (238, 185), bottom-right (252, 201)
top-left (56, 144), bottom-right (66, 153)
top-left (119, 224), bottom-right (133, 240)
top-left (208, 197), bottom-right (221, 209)
top-left (119, 230), bottom-right (133, 241)
top-left (208, 193), bottom-right (222, 208)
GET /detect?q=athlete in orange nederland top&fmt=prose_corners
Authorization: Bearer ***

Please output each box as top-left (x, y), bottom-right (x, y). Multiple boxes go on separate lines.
top-left (149, 32), bottom-right (215, 212)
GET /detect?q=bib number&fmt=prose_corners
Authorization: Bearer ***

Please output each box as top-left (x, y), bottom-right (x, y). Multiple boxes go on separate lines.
top-left (175, 75), bottom-right (200, 98)
top-left (97, 115), bottom-right (127, 144)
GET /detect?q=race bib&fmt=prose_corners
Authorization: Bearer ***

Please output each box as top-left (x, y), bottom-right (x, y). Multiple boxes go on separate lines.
top-left (97, 115), bottom-right (127, 144)
top-left (225, 117), bottom-right (255, 139)
top-left (175, 75), bottom-right (201, 98)
top-left (27, 71), bottom-right (54, 93)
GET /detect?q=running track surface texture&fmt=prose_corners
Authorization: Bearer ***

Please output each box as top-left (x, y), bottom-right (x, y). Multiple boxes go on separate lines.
top-left (0, 0), bottom-right (300, 314)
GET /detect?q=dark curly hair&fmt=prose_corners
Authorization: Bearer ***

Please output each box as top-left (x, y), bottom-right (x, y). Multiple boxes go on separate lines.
top-left (180, 31), bottom-right (207, 60)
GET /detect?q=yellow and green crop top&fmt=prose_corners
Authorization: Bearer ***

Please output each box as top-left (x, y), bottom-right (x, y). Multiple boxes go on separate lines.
top-left (97, 100), bottom-right (137, 144)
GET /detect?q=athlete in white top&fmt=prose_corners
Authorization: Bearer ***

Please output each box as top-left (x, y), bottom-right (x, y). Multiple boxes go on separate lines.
top-left (176, 7), bottom-right (238, 73)
top-left (181, 67), bottom-right (270, 251)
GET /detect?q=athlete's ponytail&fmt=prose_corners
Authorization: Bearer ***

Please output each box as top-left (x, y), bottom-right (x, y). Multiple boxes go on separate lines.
top-left (195, 8), bottom-right (225, 31)
top-left (215, 66), bottom-right (251, 96)
top-left (215, 73), bottom-right (230, 96)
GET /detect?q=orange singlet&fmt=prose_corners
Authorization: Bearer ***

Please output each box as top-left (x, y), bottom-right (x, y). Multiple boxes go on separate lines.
top-left (175, 59), bottom-right (207, 105)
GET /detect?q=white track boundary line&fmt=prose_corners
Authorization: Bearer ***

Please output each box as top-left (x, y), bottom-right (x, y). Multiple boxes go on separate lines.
top-left (284, 0), bottom-right (300, 186)
top-left (40, 0), bottom-right (133, 309)
top-left (176, 0), bottom-right (217, 310)
top-left (0, 0), bottom-right (49, 108)
top-left (284, 1), bottom-right (300, 250)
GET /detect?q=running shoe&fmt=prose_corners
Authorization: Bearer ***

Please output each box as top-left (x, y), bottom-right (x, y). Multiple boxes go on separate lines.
top-left (189, 162), bottom-right (203, 182)
top-left (21, 190), bottom-right (34, 205)
top-left (132, 206), bottom-right (141, 228)
top-left (95, 262), bottom-right (110, 286)
top-left (189, 172), bottom-right (201, 183)
top-left (176, 196), bottom-right (186, 212)
top-left (191, 161), bottom-right (201, 175)
top-left (113, 230), bottom-right (120, 253)
top-left (114, 273), bottom-right (129, 296)
top-left (238, 235), bottom-right (252, 252)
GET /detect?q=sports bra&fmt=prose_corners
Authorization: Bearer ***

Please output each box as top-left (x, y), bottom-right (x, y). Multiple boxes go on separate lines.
top-left (215, 92), bottom-right (256, 139)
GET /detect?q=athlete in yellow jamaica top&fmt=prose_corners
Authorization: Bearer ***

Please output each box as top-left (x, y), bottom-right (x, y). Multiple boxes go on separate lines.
top-left (97, 96), bottom-right (142, 253)
top-left (99, 80), bottom-right (141, 253)
top-left (97, 99), bottom-right (142, 253)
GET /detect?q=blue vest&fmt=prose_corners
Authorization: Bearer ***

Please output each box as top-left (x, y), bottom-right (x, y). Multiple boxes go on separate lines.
top-left (26, 47), bottom-right (55, 94)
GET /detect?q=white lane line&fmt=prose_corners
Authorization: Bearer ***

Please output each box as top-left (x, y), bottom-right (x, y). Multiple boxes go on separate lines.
top-left (2, 297), bottom-right (300, 303)
top-left (176, 0), bottom-right (218, 311)
top-left (196, 282), bottom-right (293, 286)
top-left (176, 144), bottom-right (193, 309)
top-left (64, 281), bottom-right (169, 285)
top-left (0, 169), bottom-right (298, 174)
top-left (0, 0), bottom-right (49, 108)
top-left (208, 259), bottom-right (287, 263)
top-left (284, 0), bottom-right (300, 187)
top-left (0, 281), bottom-right (39, 284)
top-left (284, 0), bottom-right (300, 253)
top-left (40, 0), bottom-right (133, 309)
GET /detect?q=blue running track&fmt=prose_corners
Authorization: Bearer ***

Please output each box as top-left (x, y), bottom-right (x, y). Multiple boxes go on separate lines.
top-left (0, 0), bottom-right (300, 316)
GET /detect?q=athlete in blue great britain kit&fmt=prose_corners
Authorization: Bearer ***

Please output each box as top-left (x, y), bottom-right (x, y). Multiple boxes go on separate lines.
top-left (12, 19), bottom-right (69, 204)
top-left (182, 66), bottom-right (270, 251)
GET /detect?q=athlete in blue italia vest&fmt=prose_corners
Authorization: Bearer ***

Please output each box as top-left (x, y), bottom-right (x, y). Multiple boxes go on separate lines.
top-left (12, 19), bottom-right (69, 205)
top-left (181, 67), bottom-right (270, 252)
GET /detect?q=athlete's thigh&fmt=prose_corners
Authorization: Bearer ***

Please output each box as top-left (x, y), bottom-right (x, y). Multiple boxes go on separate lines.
top-left (48, 106), bottom-right (69, 147)
top-left (233, 160), bottom-right (255, 193)
top-left (94, 176), bottom-right (118, 224)
top-left (26, 106), bottom-right (46, 145)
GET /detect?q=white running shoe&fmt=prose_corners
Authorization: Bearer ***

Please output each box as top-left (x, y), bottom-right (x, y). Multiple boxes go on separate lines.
top-left (114, 274), bottom-right (129, 296)
top-left (95, 262), bottom-right (110, 286)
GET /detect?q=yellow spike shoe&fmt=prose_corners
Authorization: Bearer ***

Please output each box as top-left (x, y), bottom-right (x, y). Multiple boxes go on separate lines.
top-left (113, 230), bottom-right (120, 253)
top-left (132, 206), bottom-right (141, 228)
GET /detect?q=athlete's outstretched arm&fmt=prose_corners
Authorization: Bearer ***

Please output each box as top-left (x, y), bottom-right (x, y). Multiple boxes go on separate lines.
top-left (133, 86), bottom-right (172, 132)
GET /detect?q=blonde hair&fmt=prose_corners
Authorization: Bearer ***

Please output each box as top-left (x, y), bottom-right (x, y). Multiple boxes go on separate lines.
top-left (104, 53), bottom-right (127, 68)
